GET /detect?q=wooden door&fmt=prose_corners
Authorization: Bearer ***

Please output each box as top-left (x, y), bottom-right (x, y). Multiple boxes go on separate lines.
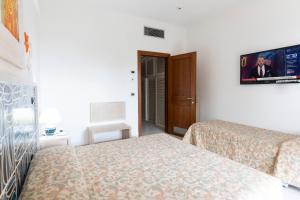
top-left (168, 52), bottom-right (196, 134)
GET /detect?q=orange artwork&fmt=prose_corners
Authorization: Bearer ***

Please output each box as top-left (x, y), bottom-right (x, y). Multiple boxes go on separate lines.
top-left (24, 32), bottom-right (29, 53)
top-left (1, 0), bottom-right (19, 41)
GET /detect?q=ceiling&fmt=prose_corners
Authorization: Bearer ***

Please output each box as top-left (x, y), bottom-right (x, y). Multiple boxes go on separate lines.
top-left (96, 0), bottom-right (243, 26)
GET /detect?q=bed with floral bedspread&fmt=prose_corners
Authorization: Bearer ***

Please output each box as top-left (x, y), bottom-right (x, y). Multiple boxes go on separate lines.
top-left (21, 134), bottom-right (283, 200)
top-left (183, 120), bottom-right (300, 188)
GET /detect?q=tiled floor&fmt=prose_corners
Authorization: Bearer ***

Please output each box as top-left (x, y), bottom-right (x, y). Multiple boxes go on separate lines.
top-left (142, 121), bottom-right (165, 136)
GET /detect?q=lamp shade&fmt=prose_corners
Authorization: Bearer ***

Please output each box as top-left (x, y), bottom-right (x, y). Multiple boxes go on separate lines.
top-left (40, 108), bottom-right (62, 125)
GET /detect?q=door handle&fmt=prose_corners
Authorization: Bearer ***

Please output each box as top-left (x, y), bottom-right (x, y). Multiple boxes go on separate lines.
top-left (187, 97), bottom-right (197, 104)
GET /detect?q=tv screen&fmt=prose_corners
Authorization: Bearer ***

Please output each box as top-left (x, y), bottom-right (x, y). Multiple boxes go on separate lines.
top-left (240, 44), bottom-right (300, 84)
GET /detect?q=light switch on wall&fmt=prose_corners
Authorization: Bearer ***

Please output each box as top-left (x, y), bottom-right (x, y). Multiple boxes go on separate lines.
top-left (130, 70), bottom-right (136, 96)
top-left (131, 70), bottom-right (135, 81)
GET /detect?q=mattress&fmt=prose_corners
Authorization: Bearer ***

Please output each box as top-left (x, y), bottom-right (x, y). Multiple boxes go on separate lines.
top-left (183, 120), bottom-right (300, 187)
top-left (21, 134), bottom-right (283, 200)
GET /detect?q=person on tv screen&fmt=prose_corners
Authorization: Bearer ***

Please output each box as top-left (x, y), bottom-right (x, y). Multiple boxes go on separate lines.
top-left (250, 56), bottom-right (274, 78)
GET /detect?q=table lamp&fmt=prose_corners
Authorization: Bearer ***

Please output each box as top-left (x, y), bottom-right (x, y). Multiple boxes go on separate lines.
top-left (40, 108), bottom-right (62, 136)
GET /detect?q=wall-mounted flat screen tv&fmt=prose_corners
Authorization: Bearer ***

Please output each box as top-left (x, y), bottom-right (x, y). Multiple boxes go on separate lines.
top-left (240, 44), bottom-right (300, 84)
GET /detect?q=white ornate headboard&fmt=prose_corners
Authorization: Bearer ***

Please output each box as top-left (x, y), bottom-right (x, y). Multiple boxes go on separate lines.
top-left (90, 102), bottom-right (126, 123)
top-left (0, 82), bottom-right (38, 199)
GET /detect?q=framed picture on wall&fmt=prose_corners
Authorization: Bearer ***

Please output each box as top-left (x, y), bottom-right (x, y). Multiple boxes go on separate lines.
top-left (0, 0), bottom-right (25, 69)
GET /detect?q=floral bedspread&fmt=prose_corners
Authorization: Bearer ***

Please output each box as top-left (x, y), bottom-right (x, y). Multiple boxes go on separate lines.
top-left (21, 134), bottom-right (283, 200)
top-left (183, 120), bottom-right (300, 188)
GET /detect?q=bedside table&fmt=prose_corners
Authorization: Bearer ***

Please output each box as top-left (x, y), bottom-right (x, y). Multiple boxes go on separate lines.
top-left (39, 134), bottom-right (71, 149)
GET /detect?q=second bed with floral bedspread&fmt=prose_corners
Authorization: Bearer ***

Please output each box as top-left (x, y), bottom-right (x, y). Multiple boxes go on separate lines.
top-left (183, 120), bottom-right (300, 188)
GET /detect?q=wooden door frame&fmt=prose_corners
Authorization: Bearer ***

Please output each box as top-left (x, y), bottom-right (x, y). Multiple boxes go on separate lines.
top-left (137, 50), bottom-right (170, 137)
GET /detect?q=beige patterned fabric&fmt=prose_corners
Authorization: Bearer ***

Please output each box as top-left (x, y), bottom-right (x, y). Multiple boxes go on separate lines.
top-left (20, 146), bottom-right (90, 200)
top-left (183, 120), bottom-right (300, 187)
top-left (21, 134), bottom-right (283, 200)
top-left (274, 138), bottom-right (300, 187)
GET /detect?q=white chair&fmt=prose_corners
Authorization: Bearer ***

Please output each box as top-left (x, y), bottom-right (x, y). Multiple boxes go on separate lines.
top-left (88, 102), bottom-right (130, 144)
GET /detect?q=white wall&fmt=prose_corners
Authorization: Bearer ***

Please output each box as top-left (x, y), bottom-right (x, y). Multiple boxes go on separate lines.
top-left (39, 0), bottom-right (188, 145)
top-left (0, 0), bottom-right (39, 84)
top-left (187, 0), bottom-right (300, 134)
